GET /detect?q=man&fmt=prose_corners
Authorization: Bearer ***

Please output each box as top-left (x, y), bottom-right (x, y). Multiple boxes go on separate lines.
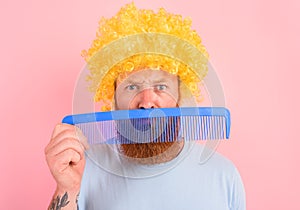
top-left (45, 3), bottom-right (246, 210)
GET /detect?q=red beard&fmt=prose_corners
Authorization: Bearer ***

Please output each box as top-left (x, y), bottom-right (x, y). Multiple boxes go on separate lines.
top-left (118, 116), bottom-right (182, 164)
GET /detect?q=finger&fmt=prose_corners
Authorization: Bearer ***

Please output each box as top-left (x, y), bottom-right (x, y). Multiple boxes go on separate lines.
top-left (51, 123), bottom-right (75, 140)
top-left (46, 137), bottom-right (85, 160)
top-left (45, 126), bottom-right (88, 156)
top-left (54, 149), bottom-right (82, 173)
top-left (51, 125), bottom-right (89, 150)
top-left (50, 128), bottom-right (82, 147)
top-left (46, 129), bottom-right (78, 154)
top-left (48, 127), bottom-right (89, 152)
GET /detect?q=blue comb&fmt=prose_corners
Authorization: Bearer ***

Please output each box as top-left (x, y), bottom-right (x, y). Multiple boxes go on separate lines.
top-left (62, 107), bottom-right (230, 144)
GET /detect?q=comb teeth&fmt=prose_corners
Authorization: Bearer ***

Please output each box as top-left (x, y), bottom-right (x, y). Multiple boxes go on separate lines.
top-left (181, 115), bottom-right (226, 140)
top-left (116, 117), bottom-right (179, 144)
top-left (64, 107), bottom-right (230, 145)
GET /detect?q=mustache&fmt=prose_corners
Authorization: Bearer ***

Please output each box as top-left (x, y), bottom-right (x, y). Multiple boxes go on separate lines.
top-left (116, 116), bottom-right (180, 144)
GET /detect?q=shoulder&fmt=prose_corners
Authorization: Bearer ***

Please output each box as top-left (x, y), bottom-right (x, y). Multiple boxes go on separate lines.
top-left (187, 143), bottom-right (245, 188)
top-left (189, 144), bottom-right (246, 209)
top-left (188, 143), bottom-right (238, 169)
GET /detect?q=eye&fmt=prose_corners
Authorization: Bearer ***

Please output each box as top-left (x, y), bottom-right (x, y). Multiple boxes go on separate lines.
top-left (126, 84), bottom-right (138, 91)
top-left (155, 84), bottom-right (167, 91)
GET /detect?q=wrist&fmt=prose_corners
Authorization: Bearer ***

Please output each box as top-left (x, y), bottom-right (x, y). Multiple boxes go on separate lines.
top-left (49, 188), bottom-right (80, 210)
top-left (55, 187), bottom-right (79, 198)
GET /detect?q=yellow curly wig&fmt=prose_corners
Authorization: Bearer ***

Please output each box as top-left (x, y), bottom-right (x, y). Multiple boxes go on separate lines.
top-left (81, 3), bottom-right (209, 111)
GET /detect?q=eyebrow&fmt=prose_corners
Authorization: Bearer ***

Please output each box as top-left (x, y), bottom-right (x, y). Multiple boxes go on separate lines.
top-left (122, 78), bottom-right (170, 85)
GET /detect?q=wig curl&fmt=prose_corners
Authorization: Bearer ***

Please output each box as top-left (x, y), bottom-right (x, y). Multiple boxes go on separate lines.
top-left (82, 3), bottom-right (209, 111)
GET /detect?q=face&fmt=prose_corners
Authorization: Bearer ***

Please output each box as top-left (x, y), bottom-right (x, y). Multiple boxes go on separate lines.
top-left (114, 69), bottom-right (182, 164)
top-left (115, 69), bottom-right (179, 110)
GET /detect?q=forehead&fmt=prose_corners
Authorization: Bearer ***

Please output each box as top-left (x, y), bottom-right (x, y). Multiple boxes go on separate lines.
top-left (117, 69), bottom-right (178, 84)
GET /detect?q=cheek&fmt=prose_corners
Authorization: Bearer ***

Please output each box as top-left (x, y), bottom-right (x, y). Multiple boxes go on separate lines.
top-left (165, 98), bottom-right (178, 107)
top-left (115, 94), bottom-right (129, 109)
top-left (159, 92), bottom-right (179, 107)
top-left (115, 91), bottom-right (138, 110)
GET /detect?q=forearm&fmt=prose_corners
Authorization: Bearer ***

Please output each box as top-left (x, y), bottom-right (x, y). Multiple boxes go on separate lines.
top-left (48, 188), bottom-right (79, 210)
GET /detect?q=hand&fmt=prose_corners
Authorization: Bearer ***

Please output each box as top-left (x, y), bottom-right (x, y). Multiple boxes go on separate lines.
top-left (45, 123), bottom-right (89, 192)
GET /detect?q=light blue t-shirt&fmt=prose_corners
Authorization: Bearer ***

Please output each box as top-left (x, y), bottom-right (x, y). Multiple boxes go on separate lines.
top-left (79, 142), bottom-right (246, 210)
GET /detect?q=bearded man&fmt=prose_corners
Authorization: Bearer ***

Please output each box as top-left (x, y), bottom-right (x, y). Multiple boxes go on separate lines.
top-left (45, 3), bottom-right (246, 210)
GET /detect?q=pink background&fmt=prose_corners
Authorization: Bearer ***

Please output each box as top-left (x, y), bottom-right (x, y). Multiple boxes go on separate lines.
top-left (1, 0), bottom-right (299, 209)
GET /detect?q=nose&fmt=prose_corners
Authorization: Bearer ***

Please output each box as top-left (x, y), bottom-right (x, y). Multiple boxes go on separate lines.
top-left (136, 88), bottom-right (157, 109)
